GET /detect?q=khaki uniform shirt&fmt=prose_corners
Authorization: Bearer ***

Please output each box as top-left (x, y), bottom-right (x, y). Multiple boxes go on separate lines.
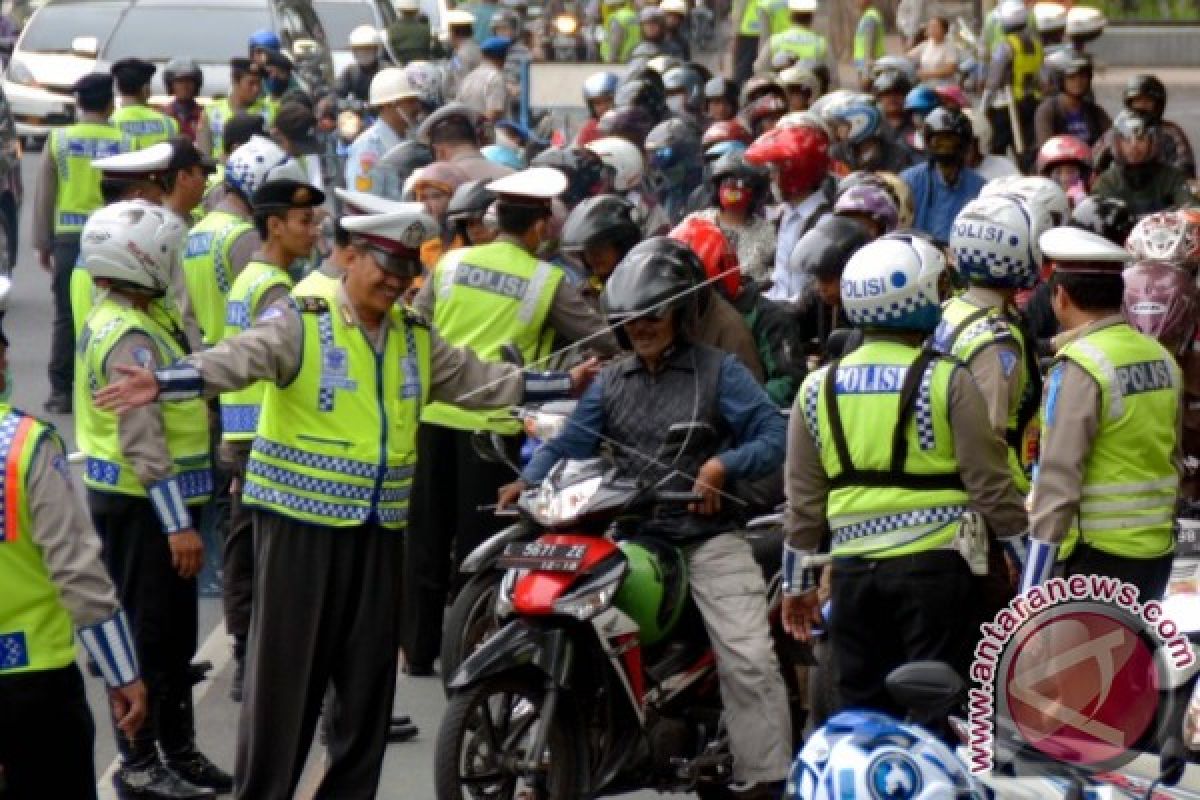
top-left (456, 62), bottom-right (508, 118)
top-left (954, 288), bottom-right (1025, 440)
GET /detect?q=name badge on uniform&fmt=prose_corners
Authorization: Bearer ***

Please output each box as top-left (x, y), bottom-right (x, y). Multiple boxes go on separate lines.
top-left (0, 632), bottom-right (29, 670)
top-left (400, 356), bottom-right (421, 399)
top-left (321, 347), bottom-right (358, 391)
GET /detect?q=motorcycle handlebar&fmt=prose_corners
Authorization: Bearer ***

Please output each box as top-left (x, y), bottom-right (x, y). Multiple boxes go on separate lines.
top-left (655, 491), bottom-right (705, 506)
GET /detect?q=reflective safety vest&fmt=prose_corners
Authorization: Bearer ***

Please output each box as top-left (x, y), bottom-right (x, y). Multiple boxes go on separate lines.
top-left (422, 241), bottom-right (560, 434)
top-left (1007, 33), bottom-right (1044, 101)
top-left (205, 98), bottom-right (271, 159)
top-left (242, 296), bottom-right (431, 530)
top-left (183, 210), bottom-right (255, 346)
top-left (292, 267), bottom-right (340, 298)
top-left (769, 26), bottom-right (828, 62)
top-left (853, 6), bottom-right (887, 66)
top-left (220, 260), bottom-right (293, 442)
top-left (109, 104), bottom-right (178, 151)
top-left (48, 122), bottom-right (125, 236)
top-left (76, 299), bottom-right (212, 502)
top-left (932, 296), bottom-right (1038, 493)
top-left (762, 0), bottom-right (792, 36)
top-left (801, 339), bottom-right (970, 558)
top-left (70, 261), bottom-right (94, 340)
top-left (0, 408), bottom-right (77, 676)
top-left (1053, 323), bottom-right (1180, 559)
top-left (601, 8), bottom-right (640, 62)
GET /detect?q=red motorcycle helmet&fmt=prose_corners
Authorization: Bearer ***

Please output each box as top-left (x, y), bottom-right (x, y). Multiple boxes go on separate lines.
top-left (669, 216), bottom-right (741, 300)
top-left (1036, 134), bottom-right (1092, 176)
top-left (1123, 260), bottom-right (1198, 356)
top-left (744, 124), bottom-right (830, 197)
top-left (701, 118), bottom-right (753, 150)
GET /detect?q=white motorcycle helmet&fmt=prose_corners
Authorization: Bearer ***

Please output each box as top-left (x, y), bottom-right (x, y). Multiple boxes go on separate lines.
top-left (585, 136), bottom-right (645, 192)
top-left (225, 136), bottom-right (302, 200)
top-left (949, 194), bottom-right (1038, 289)
top-left (840, 232), bottom-right (946, 332)
top-left (998, 0), bottom-right (1029, 31)
top-left (348, 24), bottom-right (381, 49)
top-left (981, 175), bottom-right (1069, 238)
top-left (1032, 1), bottom-right (1067, 34)
top-left (82, 202), bottom-right (186, 295)
top-left (787, 710), bottom-right (984, 800)
top-left (777, 111), bottom-right (832, 140)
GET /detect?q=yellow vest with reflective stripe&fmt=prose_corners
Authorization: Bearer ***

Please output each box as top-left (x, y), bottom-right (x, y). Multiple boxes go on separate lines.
top-left (600, 7), bottom-right (640, 62)
top-left (76, 299), bottom-right (212, 501)
top-left (109, 104), bottom-right (178, 151)
top-left (422, 241), bottom-right (560, 433)
top-left (853, 6), bottom-right (886, 66)
top-left (243, 298), bottom-right (431, 529)
top-left (220, 260), bottom-right (293, 442)
top-left (769, 26), bottom-right (828, 62)
top-left (183, 210), bottom-right (254, 346)
top-left (1006, 33), bottom-right (1043, 101)
top-left (48, 122), bottom-right (125, 235)
top-left (761, 0), bottom-right (791, 35)
top-left (1054, 323), bottom-right (1180, 559)
top-left (802, 339), bottom-right (970, 558)
top-left (738, 0), bottom-right (764, 36)
top-left (0, 408), bottom-right (77, 675)
top-left (293, 267), bottom-right (341, 298)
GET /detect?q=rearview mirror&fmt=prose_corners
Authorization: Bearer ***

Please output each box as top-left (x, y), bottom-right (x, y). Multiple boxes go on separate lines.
top-left (70, 36), bottom-right (98, 58)
top-left (291, 37), bottom-right (320, 59)
top-left (1157, 737), bottom-right (1188, 789)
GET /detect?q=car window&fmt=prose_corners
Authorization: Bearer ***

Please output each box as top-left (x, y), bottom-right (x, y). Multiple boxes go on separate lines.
top-left (103, 6), bottom-right (272, 61)
top-left (277, 0), bottom-right (328, 47)
top-left (313, 1), bottom-right (380, 48)
top-left (19, 5), bottom-right (122, 53)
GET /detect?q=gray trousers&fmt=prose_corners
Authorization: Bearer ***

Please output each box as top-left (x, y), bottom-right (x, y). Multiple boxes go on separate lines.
top-left (687, 533), bottom-right (792, 784)
top-left (234, 512), bottom-right (404, 800)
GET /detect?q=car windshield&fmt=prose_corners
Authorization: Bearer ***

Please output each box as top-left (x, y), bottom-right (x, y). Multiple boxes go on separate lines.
top-left (20, 5), bottom-right (122, 53)
top-left (313, 1), bottom-right (377, 48)
top-left (103, 6), bottom-right (272, 62)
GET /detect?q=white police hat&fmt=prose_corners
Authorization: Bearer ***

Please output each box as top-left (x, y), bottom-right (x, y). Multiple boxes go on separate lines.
top-left (341, 209), bottom-right (439, 275)
top-left (334, 188), bottom-right (410, 216)
top-left (93, 142), bottom-right (174, 174)
top-left (486, 166), bottom-right (568, 207)
top-left (1039, 226), bottom-right (1130, 273)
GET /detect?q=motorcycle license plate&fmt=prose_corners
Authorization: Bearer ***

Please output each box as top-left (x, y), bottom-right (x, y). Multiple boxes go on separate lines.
top-left (1179, 519), bottom-right (1200, 557)
top-left (497, 541), bottom-right (588, 572)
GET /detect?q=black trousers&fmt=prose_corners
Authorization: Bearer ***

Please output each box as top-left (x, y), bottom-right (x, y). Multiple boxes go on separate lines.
top-left (48, 236), bottom-right (80, 397)
top-left (0, 664), bottom-right (97, 800)
top-left (732, 35), bottom-right (759, 85)
top-left (987, 98), bottom-right (1039, 167)
top-left (1065, 543), bottom-right (1175, 603)
top-left (222, 452), bottom-right (254, 651)
top-left (829, 550), bottom-right (975, 716)
top-left (89, 492), bottom-right (199, 763)
top-left (235, 512), bottom-right (404, 800)
top-left (403, 423), bottom-right (520, 671)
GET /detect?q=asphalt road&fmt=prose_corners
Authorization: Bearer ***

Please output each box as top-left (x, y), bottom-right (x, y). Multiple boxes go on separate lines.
top-left (7, 57), bottom-right (1200, 800)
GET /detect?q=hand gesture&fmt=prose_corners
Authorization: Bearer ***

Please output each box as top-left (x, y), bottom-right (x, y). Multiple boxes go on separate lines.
top-left (497, 480), bottom-right (527, 511)
top-left (94, 364), bottom-right (159, 414)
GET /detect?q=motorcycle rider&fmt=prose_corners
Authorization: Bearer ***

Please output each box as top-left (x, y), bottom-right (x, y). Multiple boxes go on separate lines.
top-left (1021, 227), bottom-right (1182, 603)
top-left (831, 102), bottom-right (916, 174)
top-left (561, 193), bottom-right (643, 287)
top-left (660, 0), bottom-right (692, 60)
top-left (576, 71), bottom-right (619, 146)
top-left (1093, 74), bottom-right (1197, 180)
top-left (780, 233), bottom-right (1027, 713)
top-left (786, 213), bottom-right (870, 364)
top-left (1036, 134), bottom-right (1092, 207)
top-left (980, 0), bottom-right (1042, 164)
top-left (499, 236), bottom-right (792, 799)
top-left (639, 7), bottom-right (685, 60)
top-left (704, 76), bottom-right (740, 123)
top-left (345, 69), bottom-right (422, 199)
top-left (831, 181), bottom-right (897, 240)
top-left (685, 151), bottom-right (776, 283)
top-left (163, 59), bottom-right (205, 143)
top-left (1032, 51), bottom-right (1111, 150)
top-left (645, 118), bottom-right (703, 225)
top-left (336, 25), bottom-right (386, 106)
top-left (873, 69), bottom-right (913, 137)
top-left (900, 107), bottom-right (985, 246)
top-left (1092, 110), bottom-right (1193, 218)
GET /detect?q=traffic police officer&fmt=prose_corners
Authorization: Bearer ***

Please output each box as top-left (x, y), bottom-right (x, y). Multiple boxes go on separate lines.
top-left (981, 0), bottom-right (1043, 163)
top-left (345, 68), bottom-right (421, 199)
top-left (197, 58), bottom-right (270, 160)
top-left (77, 202), bottom-right (231, 798)
top-left (731, 0), bottom-right (789, 82)
top-left (853, 0), bottom-right (888, 89)
top-left (33, 71), bottom-right (125, 415)
top-left (780, 233), bottom-right (1027, 713)
top-left (754, 0), bottom-right (832, 78)
top-left (110, 58), bottom-right (179, 151)
top-left (0, 275), bottom-right (148, 800)
top-left (1021, 227), bottom-right (1181, 602)
top-left (405, 167), bottom-right (617, 674)
top-left (96, 206), bottom-right (596, 800)
top-left (600, 0), bottom-right (641, 64)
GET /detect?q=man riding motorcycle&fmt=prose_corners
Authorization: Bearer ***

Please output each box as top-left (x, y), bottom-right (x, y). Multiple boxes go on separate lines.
top-left (498, 235), bottom-right (791, 799)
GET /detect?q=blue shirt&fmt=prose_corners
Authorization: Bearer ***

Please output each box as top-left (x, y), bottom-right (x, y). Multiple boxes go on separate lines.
top-left (344, 118), bottom-right (404, 201)
top-left (901, 162), bottom-right (986, 245)
top-left (521, 352), bottom-right (787, 485)
top-left (766, 192), bottom-right (827, 303)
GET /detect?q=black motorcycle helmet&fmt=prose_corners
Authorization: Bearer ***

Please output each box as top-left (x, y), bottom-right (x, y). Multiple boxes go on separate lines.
top-left (379, 140), bottom-right (434, 188)
top-left (603, 236), bottom-right (703, 345)
top-left (597, 107), bottom-right (657, 148)
top-left (872, 69), bottom-right (912, 98)
top-left (531, 146), bottom-right (608, 208)
top-left (446, 179), bottom-right (495, 223)
top-left (788, 214), bottom-right (871, 281)
top-left (710, 151), bottom-right (770, 211)
top-left (1052, 51), bottom-right (1093, 95)
top-left (645, 119), bottom-right (701, 172)
top-left (164, 58), bottom-right (203, 93)
top-left (1069, 195), bottom-right (1135, 246)
top-left (615, 74), bottom-right (668, 123)
top-left (1123, 74), bottom-right (1168, 123)
top-left (561, 194), bottom-right (642, 258)
top-left (923, 107), bottom-right (972, 165)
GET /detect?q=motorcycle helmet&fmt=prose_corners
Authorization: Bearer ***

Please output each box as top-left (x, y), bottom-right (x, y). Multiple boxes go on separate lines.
top-left (981, 175), bottom-right (1070, 232)
top-left (531, 146), bottom-right (608, 208)
top-left (411, 162), bottom-right (468, 199)
top-left (1036, 134), bottom-right (1092, 191)
top-left (561, 194), bottom-right (642, 258)
top-left (998, 0), bottom-right (1029, 32)
top-left (612, 539), bottom-right (688, 646)
top-left (669, 216), bottom-right (740, 300)
top-left (903, 85), bottom-right (940, 116)
top-left (1124, 74), bottom-right (1168, 124)
top-left (744, 124), bottom-right (830, 197)
top-left (481, 144), bottom-right (524, 170)
top-left (1033, 1), bottom-right (1067, 35)
top-left (597, 107), bottom-right (657, 148)
top-left (1123, 260), bottom-right (1198, 357)
top-left (702, 119), bottom-right (753, 150)
top-left (1050, 51), bottom-right (1092, 95)
top-left (586, 136), bottom-right (645, 192)
top-left (833, 182), bottom-right (899, 234)
top-left (446, 179), bottom-right (495, 223)
top-left (745, 94), bottom-right (788, 134)
top-left (616, 75), bottom-right (668, 123)
top-left (662, 65), bottom-right (706, 114)
top-left (247, 28), bottom-right (281, 53)
top-left (875, 171), bottom-right (915, 229)
top-left (403, 61), bottom-right (445, 111)
top-left (703, 139), bottom-right (748, 163)
top-left (933, 84), bottom-right (969, 111)
top-left (1126, 210), bottom-right (1200, 266)
top-left (1112, 109), bottom-right (1157, 162)
top-left (780, 66), bottom-right (821, 102)
top-left (834, 103), bottom-right (883, 146)
top-left (380, 140), bottom-right (434, 188)
top-left (776, 111), bottom-right (832, 139)
top-left (163, 58), bottom-right (203, 93)
top-left (82, 201), bottom-right (186, 295)
top-left (645, 118), bottom-right (701, 172)
top-left (646, 54), bottom-right (683, 76)
top-left (739, 75), bottom-right (787, 109)
top-left (789, 214), bottom-right (871, 281)
top-left (770, 50), bottom-right (798, 73)
top-left (840, 232), bottom-right (946, 332)
top-left (949, 194), bottom-right (1039, 289)
top-left (603, 236), bottom-right (703, 341)
top-left (711, 151), bottom-right (770, 204)
top-left (872, 69), bottom-right (913, 98)
top-left (628, 41), bottom-right (664, 67)
top-left (583, 70), bottom-right (619, 118)
top-left (922, 107), bottom-right (971, 166)
top-left (225, 135), bottom-right (293, 200)
top-left (871, 55), bottom-right (916, 83)
top-left (1070, 195), bottom-right (1135, 246)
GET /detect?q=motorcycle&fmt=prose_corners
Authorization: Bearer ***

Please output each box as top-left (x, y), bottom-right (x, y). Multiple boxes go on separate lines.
top-left (433, 425), bottom-right (805, 800)
top-left (549, 9), bottom-right (587, 62)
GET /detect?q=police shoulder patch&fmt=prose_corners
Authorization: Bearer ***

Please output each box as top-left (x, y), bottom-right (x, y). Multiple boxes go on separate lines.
top-left (998, 348), bottom-right (1019, 378)
top-left (131, 346), bottom-right (157, 369)
top-left (292, 295), bottom-right (330, 314)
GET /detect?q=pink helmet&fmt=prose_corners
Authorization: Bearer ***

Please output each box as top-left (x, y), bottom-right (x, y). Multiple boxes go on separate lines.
top-left (1036, 134), bottom-right (1092, 175)
top-left (1123, 260), bottom-right (1198, 356)
top-left (1126, 210), bottom-right (1200, 266)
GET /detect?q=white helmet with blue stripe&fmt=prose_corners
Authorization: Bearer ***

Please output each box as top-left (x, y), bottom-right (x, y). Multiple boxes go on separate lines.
top-left (841, 232), bottom-right (946, 332)
top-left (949, 194), bottom-right (1038, 289)
top-left (224, 135), bottom-right (294, 200)
top-left (786, 710), bottom-right (984, 800)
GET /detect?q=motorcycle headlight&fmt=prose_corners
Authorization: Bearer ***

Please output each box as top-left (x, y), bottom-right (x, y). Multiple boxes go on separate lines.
top-left (552, 559), bottom-right (626, 620)
top-left (554, 14), bottom-right (578, 35)
top-left (6, 59), bottom-right (37, 88)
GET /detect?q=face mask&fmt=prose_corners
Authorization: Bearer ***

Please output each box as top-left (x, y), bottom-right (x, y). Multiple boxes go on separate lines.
top-left (354, 51), bottom-right (378, 68)
top-left (666, 94), bottom-right (686, 114)
top-left (719, 186), bottom-right (753, 213)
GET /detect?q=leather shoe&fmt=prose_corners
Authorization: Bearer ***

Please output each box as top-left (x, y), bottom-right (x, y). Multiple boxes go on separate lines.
top-left (388, 715), bottom-right (419, 743)
top-left (164, 750), bottom-right (233, 793)
top-left (43, 393), bottom-right (72, 414)
top-left (113, 761), bottom-right (215, 799)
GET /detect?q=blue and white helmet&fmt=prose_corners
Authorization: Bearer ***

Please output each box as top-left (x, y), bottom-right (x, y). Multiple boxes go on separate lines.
top-left (950, 194), bottom-right (1038, 289)
top-left (835, 102), bottom-right (883, 146)
top-left (225, 135), bottom-right (295, 200)
top-left (583, 70), bottom-right (619, 102)
top-left (841, 232), bottom-right (946, 332)
top-left (787, 710), bottom-right (985, 800)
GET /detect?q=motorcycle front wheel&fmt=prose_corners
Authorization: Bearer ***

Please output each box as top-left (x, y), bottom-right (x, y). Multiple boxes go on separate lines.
top-left (435, 673), bottom-right (584, 800)
top-left (440, 571), bottom-right (502, 693)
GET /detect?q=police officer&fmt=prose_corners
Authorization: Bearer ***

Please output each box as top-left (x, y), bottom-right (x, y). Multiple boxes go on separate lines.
top-left (111, 58), bottom-right (179, 151)
top-left (981, 0), bottom-right (1043, 164)
top-left (0, 276), bottom-right (149, 799)
top-left (457, 35), bottom-right (511, 123)
top-left (443, 9), bottom-right (482, 99)
top-left (345, 68), bottom-right (421, 199)
top-left (77, 202), bottom-right (231, 798)
top-left (418, 103), bottom-right (516, 182)
top-left (853, 0), bottom-right (887, 90)
top-left (387, 0), bottom-right (436, 63)
top-left (601, 0), bottom-right (641, 64)
top-left (405, 167), bottom-right (617, 674)
top-left (1021, 227), bottom-right (1181, 603)
top-left (32, 71), bottom-right (124, 415)
top-left (731, 0), bottom-right (788, 83)
top-left (755, 0), bottom-right (832, 78)
top-left (781, 233), bottom-right (1027, 713)
top-left (197, 58), bottom-right (269, 160)
top-left (96, 207), bottom-right (596, 799)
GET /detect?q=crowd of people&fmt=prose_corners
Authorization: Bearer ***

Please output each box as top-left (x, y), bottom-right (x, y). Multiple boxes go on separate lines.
top-left (2, 0), bottom-right (1200, 798)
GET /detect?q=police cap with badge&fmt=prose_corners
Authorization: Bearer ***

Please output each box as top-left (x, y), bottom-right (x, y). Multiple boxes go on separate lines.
top-left (486, 166), bottom-right (568, 219)
top-left (481, 36), bottom-right (513, 61)
top-left (251, 177), bottom-right (326, 213)
top-left (1038, 226), bottom-right (1130, 275)
top-left (334, 188), bottom-right (409, 216)
top-left (341, 209), bottom-right (439, 277)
